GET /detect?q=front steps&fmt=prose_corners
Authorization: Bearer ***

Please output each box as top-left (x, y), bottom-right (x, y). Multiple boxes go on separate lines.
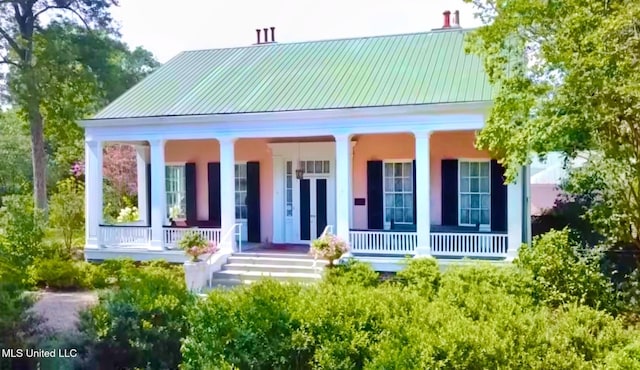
top-left (209, 252), bottom-right (327, 288)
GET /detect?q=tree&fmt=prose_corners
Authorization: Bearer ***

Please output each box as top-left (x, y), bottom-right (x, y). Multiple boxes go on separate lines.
top-left (0, 0), bottom-right (118, 211)
top-left (464, 0), bottom-right (640, 249)
top-left (0, 110), bottom-right (31, 197)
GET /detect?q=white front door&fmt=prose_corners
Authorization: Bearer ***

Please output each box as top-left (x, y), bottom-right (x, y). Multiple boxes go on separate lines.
top-left (234, 163), bottom-right (248, 242)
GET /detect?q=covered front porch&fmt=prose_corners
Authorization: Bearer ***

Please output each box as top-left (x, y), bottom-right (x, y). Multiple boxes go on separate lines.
top-left (85, 129), bottom-right (525, 262)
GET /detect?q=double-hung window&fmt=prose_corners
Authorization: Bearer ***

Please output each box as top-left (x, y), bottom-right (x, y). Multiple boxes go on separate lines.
top-left (235, 163), bottom-right (248, 220)
top-left (459, 161), bottom-right (490, 226)
top-left (383, 161), bottom-right (414, 228)
top-left (166, 165), bottom-right (186, 220)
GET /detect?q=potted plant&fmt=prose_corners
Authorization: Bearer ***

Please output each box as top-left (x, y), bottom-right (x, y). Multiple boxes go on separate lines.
top-left (178, 230), bottom-right (217, 292)
top-left (310, 233), bottom-right (349, 267)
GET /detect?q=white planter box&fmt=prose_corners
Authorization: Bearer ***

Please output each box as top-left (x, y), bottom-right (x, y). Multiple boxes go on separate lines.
top-left (184, 260), bottom-right (207, 293)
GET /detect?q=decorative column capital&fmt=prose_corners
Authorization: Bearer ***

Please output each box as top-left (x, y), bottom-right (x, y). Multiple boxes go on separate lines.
top-left (412, 130), bottom-right (433, 139)
top-left (217, 136), bottom-right (237, 146)
top-left (148, 138), bottom-right (166, 148)
top-left (332, 132), bottom-right (353, 142)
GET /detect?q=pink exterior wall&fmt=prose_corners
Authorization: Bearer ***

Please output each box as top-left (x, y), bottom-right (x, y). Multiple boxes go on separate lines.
top-left (165, 139), bottom-right (273, 242)
top-left (351, 131), bottom-right (490, 229)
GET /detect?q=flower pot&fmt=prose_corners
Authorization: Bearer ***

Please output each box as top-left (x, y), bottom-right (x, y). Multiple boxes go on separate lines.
top-left (184, 260), bottom-right (207, 293)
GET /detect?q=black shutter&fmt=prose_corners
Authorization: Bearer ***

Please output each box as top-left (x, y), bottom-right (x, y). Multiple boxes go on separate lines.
top-left (412, 159), bottom-right (417, 225)
top-left (207, 162), bottom-right (221, 228)
top-left (246, 161), bottom-right (261, 243)
top-left (367, 160), bottom-right (384, 230)
top-left (491, 160), bottom-right (508, 232)
top-left (441, 159), bottom-right (458, 226)
top-left (146, 163), bottom-right (151, 226)
top-left (185, 162), bottom-right (197, 224)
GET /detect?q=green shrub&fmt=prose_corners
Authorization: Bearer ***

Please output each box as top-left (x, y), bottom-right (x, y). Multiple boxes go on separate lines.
top-left (516, 229), bottom-right (616, 311)
top-left (619, 268), bottom-right (640, 316)
top-left (27, 257), bottom-right (89, 290)
top-left (0, 194), bottom-right (46, 276)
top-left (394, 257), bottom-right (440, 297)
top-left (324, 259), bottom-right (380, 287)
top-left (604, 339), bottom-right (640, 369)
top-left (49, 177), bottom-right (84, 255)
top-left (79, 262), bottom-right (195, 369)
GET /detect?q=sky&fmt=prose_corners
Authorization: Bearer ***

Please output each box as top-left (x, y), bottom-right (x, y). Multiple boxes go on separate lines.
top-left (111, 0), bottom-right (483, 63)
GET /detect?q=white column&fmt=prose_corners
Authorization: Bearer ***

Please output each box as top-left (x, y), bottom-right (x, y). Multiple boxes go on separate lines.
top-left (334, 133), bottom-right (352, 242)
top-left (135, 145), bottom-right (149, 225)
top-left (149, 139), bottom-right (166, 249)
top-left (219, 137), bottom-right (237, 251)
top-left (85, 140), bottom-right (103, 248)
top-left (507, 167), bottom-right (524, 260)
top-left (414, 130), bottom-right (432, 256)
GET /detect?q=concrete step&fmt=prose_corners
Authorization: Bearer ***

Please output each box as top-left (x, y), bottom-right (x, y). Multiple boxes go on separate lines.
top-left (227, 255), bottom-right (328, 267)
top-left (232, 252), bottom-right (315, 259)
top-left (211, 270), bottom-right (322, 284)
top-left (222, 263), bottom-right (322, 274)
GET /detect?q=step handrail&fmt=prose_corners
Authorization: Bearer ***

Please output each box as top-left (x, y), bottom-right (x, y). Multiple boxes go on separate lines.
top-left (205, 223), bottom-right (242, 265)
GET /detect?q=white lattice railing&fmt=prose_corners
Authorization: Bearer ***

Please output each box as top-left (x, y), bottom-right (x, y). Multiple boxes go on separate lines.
top-left (349, 230), bottom-right (418, 254)
top-left (99, 226), bottom-right (151, 247)
top-left (430, 232), bottom-right (508, 257)
top-left (163, 228), bottom-right (221, 250)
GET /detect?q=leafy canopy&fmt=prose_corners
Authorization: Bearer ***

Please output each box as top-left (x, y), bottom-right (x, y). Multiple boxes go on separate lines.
top-left (465, 0), bottom-right (640, 248)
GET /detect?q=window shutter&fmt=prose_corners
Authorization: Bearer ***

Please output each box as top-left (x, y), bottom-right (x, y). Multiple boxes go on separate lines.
top-left (146, 163), bottom-right (151, 226)
top-left (367, 161), bottom-right (384, 230)
top-left (185, 162), bottom-right (197, 224)
top-left (490, 160), bottom-right (508, 232)
top-left (412, 159), bottom-right (417, 225)
top-left (441, 159), bottom-right (458, 226)
top-left (246, 161), bottom-right (261, 243)
top-left (207, 162), bottom-right (221, 228)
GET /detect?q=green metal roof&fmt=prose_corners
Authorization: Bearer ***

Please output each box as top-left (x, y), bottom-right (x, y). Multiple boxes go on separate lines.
top-left (93, 28), bottom-right (493, 120)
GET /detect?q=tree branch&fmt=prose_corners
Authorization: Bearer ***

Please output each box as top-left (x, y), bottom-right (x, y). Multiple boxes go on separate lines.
top-left (0, 53), bottom-right (19, 67)
top-left (0, 25), bottom-right (21, 55)
top-left (33, 0), bottom-right (90, 29)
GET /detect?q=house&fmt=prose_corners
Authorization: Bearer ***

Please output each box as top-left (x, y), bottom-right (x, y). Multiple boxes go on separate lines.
top-left (81, 11), bottom-right (531, 270)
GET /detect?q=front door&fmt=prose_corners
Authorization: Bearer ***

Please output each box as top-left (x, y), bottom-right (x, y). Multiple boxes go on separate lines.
top-left (299, 177), bottom-right (328, 241)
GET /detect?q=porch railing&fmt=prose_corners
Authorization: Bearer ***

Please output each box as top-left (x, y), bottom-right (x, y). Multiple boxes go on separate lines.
top-left (430, 232), bottom-right (508, 257)
top-left (98, 225), bottom-right (151, 247)
top-left (163, 228), bottom-right (222, 250)
top-left (349, 230), bottom-right (417, 254)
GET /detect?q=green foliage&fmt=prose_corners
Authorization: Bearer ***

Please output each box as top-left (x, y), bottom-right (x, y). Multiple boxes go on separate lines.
top-left (79, 262), bottom-right (194, 369)
top-left (603, 340), bottom-right (640, 369)
top-left (324, 259), bottom-right (380, 288)
top-left (0, 111), bottom-right (31, 197)
top-left (464, 0), bottom-right (640, 249)
top-left (27, 257), bottom-right (86, 290)
top-left (619, 268), bottom-right (640, 317)
top-left (394, 257), bottom-right (440, 297)
top-left (49, 177), bottom-right (85, 254)
top-left (183, 262), bottom-right (640, 369)
top-left (516, 229), bottom-right (616, 311)
top-left (0, 194), bottom-right (47, 279)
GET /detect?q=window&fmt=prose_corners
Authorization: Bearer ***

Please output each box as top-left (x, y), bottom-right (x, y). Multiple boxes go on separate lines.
top-left (459, 161), bottom-right (491, 226)
top-left (285, 161), bottom-right (293, 217)
top-left (235, 163), bottom-right (248, 219)
top-left (166, 165), bottom-right (186, 219)
top-left (301, 160), bottom-right (330, 174)
top-left (383, 162), bottom-right (413, 226)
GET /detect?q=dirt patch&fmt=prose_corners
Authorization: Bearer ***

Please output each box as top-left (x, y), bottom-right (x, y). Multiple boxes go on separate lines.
top-left (30, 291), bottom-right (99, 333)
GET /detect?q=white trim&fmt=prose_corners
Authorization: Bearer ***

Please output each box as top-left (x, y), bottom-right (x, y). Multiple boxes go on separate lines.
top-left (81, 101), bottom-right (491, 128)
top-left (382, 160), bottom-right (414, 230)
top-left (457, 159), bottom-right (491, 228)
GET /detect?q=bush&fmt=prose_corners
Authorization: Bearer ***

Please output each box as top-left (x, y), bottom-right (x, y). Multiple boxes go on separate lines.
top-left (49, 177), bottom-right (84, 255)
top-left (0, 194), bottom-right (46, 276)
top-left (324, 259), bottom-right (380, 288)
top-left (516, 229), bottom-right (616, 311)
top-left (27, 257), bottom-right (95, 290)
top-left (394, 257), bottom-right (440, 297)
top-left (79, 262), bottom-right (194, 369)
top-left (619, 268), bottom-right (640, 317)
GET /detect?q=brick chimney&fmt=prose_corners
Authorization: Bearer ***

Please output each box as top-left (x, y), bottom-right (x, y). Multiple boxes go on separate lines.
top-left (442, 10), bottom-right (451, 28)
top-left (452, 10), bottom-right (460, 28)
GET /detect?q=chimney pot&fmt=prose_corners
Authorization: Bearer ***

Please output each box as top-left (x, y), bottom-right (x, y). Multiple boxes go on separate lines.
top-left (453, 10), bottom-right (460, 27)
top-left (256, 29), bottom-right (261, 44)
top-left (270, 26), bottom-right (276, 42)
top-left (263, 28), bottom-right (269, 43)
top-left (443, 10), bottom-right (451, 28)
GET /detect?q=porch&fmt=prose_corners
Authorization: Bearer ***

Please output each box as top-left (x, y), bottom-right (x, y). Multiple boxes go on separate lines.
top-left (84, 117), bottom-right (527, 264)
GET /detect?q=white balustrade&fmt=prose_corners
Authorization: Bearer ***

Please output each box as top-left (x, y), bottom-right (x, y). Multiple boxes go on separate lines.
top-left (163, 228), bottom-right (222, 250)
top-left (430, 232), bottom-right (508, 257)
top-left (99, 226), bottom-right (151, 247)
top-left (349, 230), bottom-right (418, 254)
